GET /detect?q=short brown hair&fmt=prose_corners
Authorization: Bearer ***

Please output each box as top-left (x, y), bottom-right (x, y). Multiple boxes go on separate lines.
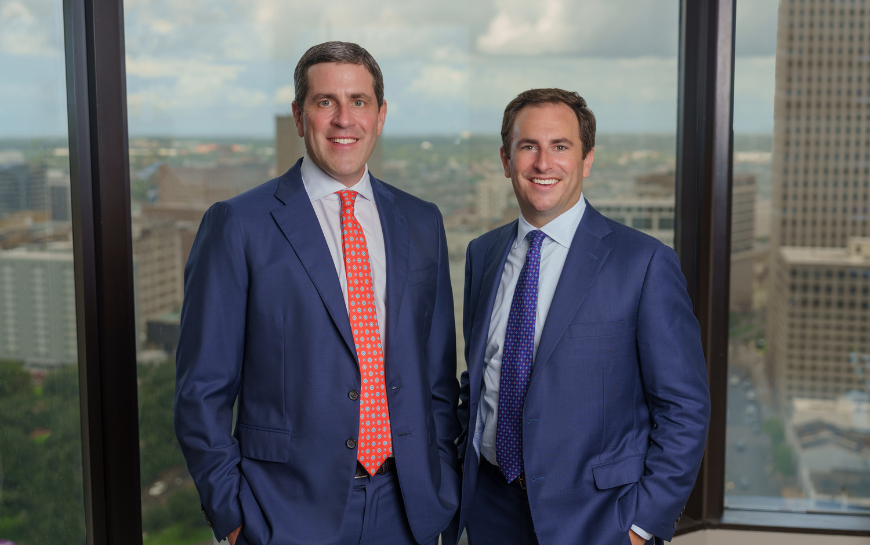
top-left (501, 88), bottom-right (596, 159)
top-left (293, 41), bottom-right (384, 110)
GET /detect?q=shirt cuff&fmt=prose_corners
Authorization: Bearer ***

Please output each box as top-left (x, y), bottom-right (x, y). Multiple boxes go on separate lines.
top-left (631, 524), bottom-right (653, 541)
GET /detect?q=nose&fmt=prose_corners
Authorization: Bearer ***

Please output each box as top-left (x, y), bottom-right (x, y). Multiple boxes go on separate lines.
top-left (533, 149), bottom-right (552, 173)
top-left (332, 102), bottom-right (353, 129)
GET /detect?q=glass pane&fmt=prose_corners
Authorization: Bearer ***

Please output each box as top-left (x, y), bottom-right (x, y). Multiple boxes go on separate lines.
top-left (0, 0), bottom-right (86, 542)
top-left (123, 1), bottom-right (678, 542)
top-left (727, 0), bottom-right (870, 515)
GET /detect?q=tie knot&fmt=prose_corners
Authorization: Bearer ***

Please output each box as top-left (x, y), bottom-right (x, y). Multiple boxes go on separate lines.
top-left (337, 190), bottom-right (358, 213)
top-left (526, 230), bottom-right (546, 251)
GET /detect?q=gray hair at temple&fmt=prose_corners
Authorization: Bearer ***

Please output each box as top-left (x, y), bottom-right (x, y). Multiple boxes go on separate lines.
top-left (293, 41), bottom-right (385, 110)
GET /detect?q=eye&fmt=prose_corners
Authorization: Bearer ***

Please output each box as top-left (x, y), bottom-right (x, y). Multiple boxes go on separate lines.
top-left (521, 145), bottom-right (536, 151)
top-left (353, 99), bottom-right (365, 107)
top-left (319, 99), bottom-right (331, 107)
top-left (554, 145), bottom-right (567, 151)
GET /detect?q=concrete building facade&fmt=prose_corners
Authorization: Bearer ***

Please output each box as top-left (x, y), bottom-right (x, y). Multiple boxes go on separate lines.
top-left (132, 220), bottom-right (184, 343)
top-left (767, 1), bottom-right (870, 402)
top-left (0, 244), bottom-right (77, 366)
top-left (769, 238), bottom-right (870, 401)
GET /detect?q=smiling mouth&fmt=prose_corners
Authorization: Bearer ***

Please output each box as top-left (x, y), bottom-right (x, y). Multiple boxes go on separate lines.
top-left (530, 178), bottom-right (559, 186)
top-left (330, 138), bottom-right (358, 144)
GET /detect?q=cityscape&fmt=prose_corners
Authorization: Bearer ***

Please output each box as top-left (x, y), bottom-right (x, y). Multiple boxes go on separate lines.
top-left (2, 0), bottom-right (870, 544)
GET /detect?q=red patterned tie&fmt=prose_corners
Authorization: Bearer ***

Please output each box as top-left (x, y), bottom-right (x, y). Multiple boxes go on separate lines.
top-left (337, 190), bottom-right (392, 475)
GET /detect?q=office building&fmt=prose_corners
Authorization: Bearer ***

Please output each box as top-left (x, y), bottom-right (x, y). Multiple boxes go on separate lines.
top-left (155, 163), bottom-right (269, 206)
top-left (769, 238), bottom-right (870, 401)
top-left (132, 220), bottom-right (183, 340)
top-left (0, 243), bottom-right (77, 366)
top-left (0, 154), bottom-right (46, 217)
top-left (593, 173), bottom-right (755, 309)
top-left (767, 2), bottom-right (870, 402)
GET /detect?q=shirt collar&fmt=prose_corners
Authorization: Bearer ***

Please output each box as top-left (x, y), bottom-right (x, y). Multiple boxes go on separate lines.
top-left (300, 154), bottom-right (374, 203)
top-left (514, 193), bottom-right (586, 249)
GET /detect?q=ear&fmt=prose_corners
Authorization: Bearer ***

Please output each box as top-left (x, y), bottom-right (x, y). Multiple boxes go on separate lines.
top-left (291, 102), bottom-right (304, 137)
top-left (376, 99), bottom-right (387, 136)
top-left (582, 148), bottom-right (595, 178)
top-left (500, 146), bottom-right (511, 178)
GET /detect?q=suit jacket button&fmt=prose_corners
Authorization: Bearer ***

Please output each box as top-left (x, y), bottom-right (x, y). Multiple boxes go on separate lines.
top-left (346, 438), bottom-right (356, 449)
top-left (349, 390), bottom-right (360, 401)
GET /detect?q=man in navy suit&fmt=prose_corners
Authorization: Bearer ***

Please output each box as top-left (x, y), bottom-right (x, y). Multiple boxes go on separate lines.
top-left (456, 89), bottom-right (710, 545)
top-left (175, 42), bottom-right (460, 545)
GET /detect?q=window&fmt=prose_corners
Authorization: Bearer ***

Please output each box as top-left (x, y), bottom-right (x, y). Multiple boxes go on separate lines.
top-left (727, 0), bottom-right (870, 520)
top-left (0, 0), bottom-right (85, 542)
top-left (122, 0), bottom-right (680, 541)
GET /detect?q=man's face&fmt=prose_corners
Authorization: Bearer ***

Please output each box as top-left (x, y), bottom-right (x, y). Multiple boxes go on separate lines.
top-left (292, 62), bottom-right (386, 187)
top-left (500, 103), bottom-right (594, 228)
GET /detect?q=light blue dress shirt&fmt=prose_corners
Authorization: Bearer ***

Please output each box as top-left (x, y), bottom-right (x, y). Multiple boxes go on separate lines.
top-left (471, 194), bottom-right (653, 542)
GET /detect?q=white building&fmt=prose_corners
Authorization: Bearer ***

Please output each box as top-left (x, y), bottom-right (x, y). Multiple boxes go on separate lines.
top-left (0, 243), bottom-right (77, 366)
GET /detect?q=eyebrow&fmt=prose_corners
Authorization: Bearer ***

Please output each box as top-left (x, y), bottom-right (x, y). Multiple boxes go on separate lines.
top-left (516, 137), bottom-right (575, 147)
top-left (309, 91), bottom-right (374, 102)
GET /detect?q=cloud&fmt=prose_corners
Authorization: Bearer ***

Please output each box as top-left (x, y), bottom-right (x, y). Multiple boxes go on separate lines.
top-left (0, 0), bottom-right (62, 57)
top-left (476, 0), bottom-right (679, 58)
top-left (477, 0), bottom-right (569, 55)
top-left (274, 85), bottom-right (295, 104)
top-left (407, 65), bottom-right (469, 99)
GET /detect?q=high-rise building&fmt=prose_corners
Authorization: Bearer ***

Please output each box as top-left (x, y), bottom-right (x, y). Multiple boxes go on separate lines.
top-left (155, 163), bottom-right (269, 206)
top-left (771, 3), bottom-right (870, 248)
top-left (0, 154), bottom-right (46, 218)
top-left (593, 173), bottom-right (756, 309)
top-left (767, 1), bottom-right (870, 402)
top-left (0, 243), bottom-right (77, 366)
top-left (47, 169), bottom-right (71, 222)
top-left (476, 176), bottom-right (511, 228)
top-left (132, 219), bottom-right (184, 342)
top-left (769, 238), bottom-right (870, 400)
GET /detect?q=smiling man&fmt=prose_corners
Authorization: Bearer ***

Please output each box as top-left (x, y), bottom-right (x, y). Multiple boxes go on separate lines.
top-left (455, 89), bottom-right (711, 545)
top-left (175, 42), bottom-right (461, 545)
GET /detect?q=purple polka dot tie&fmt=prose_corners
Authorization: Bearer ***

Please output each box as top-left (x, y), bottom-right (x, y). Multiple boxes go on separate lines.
top-left (496, 229), bottom-right (546, 483)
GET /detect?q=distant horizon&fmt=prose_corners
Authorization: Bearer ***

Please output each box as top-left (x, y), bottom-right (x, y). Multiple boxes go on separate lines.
top-left (0, 131), bottom-right (774, 143)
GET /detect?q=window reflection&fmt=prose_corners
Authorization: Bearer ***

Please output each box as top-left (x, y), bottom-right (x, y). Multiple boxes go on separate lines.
top-left (727, 0), bottom-right (870, 514)
top-left (0, 0), bottom-right (86, 542)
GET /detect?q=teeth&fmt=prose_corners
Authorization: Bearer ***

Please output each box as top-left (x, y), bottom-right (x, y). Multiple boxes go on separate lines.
top-left (330, 138), bottom-right (357, 144)
top-left (531, 178), bottom-right (558, 185)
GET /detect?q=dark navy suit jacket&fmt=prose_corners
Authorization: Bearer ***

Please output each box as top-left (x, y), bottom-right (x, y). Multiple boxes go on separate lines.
top-left (175, 160), bottom-right (461, 545)
top-left (457, 202), bottom-right (710, 544)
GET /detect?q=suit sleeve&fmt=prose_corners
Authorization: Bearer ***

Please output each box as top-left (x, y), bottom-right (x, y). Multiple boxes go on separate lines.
top-left (456, 243), bottom-right (474, 464)
top-left (425, 203), bottom-right (461, 471)
top-left (633, 245), bottom-right (710, 540)
top-left (174, 201), bottom-right (247, 540)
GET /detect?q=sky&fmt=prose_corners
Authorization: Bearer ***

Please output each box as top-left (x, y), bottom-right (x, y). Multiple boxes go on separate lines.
top-left (1, 0), bottom-right (780, 138)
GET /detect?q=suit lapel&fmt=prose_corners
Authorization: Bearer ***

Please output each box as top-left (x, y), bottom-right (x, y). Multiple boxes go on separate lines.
top-left (270, 162), bottom-right (356, 358)
top-left (370, 176), bottom-right (409, 363)
top-left (469, 222), bottom-right (517, 394)
top-left (530, 204), bottom-right (612, 384)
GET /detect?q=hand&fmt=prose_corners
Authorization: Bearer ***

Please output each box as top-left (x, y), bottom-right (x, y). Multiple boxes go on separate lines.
top-left (227, 526), bottom-right (241, 545)
top-left (629, 529), bottom-right (646, 545)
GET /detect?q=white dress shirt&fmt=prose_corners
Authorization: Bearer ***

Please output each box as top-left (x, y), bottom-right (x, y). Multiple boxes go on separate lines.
top-left (300, 155), bottom-right (387, 344)
top-left (472, 194), bottom-right (653, 542)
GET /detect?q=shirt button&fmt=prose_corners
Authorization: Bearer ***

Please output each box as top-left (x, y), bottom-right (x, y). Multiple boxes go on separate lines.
top-left (346, 439), bottom-right (356, 449)
top-left (349, 390), bottom-right (360, 401)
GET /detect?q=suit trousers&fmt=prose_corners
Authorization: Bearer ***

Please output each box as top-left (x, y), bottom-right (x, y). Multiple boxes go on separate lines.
top-left (465, 458), bottom-right (539, 545)
top-left (338, 468), bottom-right (438, 545)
